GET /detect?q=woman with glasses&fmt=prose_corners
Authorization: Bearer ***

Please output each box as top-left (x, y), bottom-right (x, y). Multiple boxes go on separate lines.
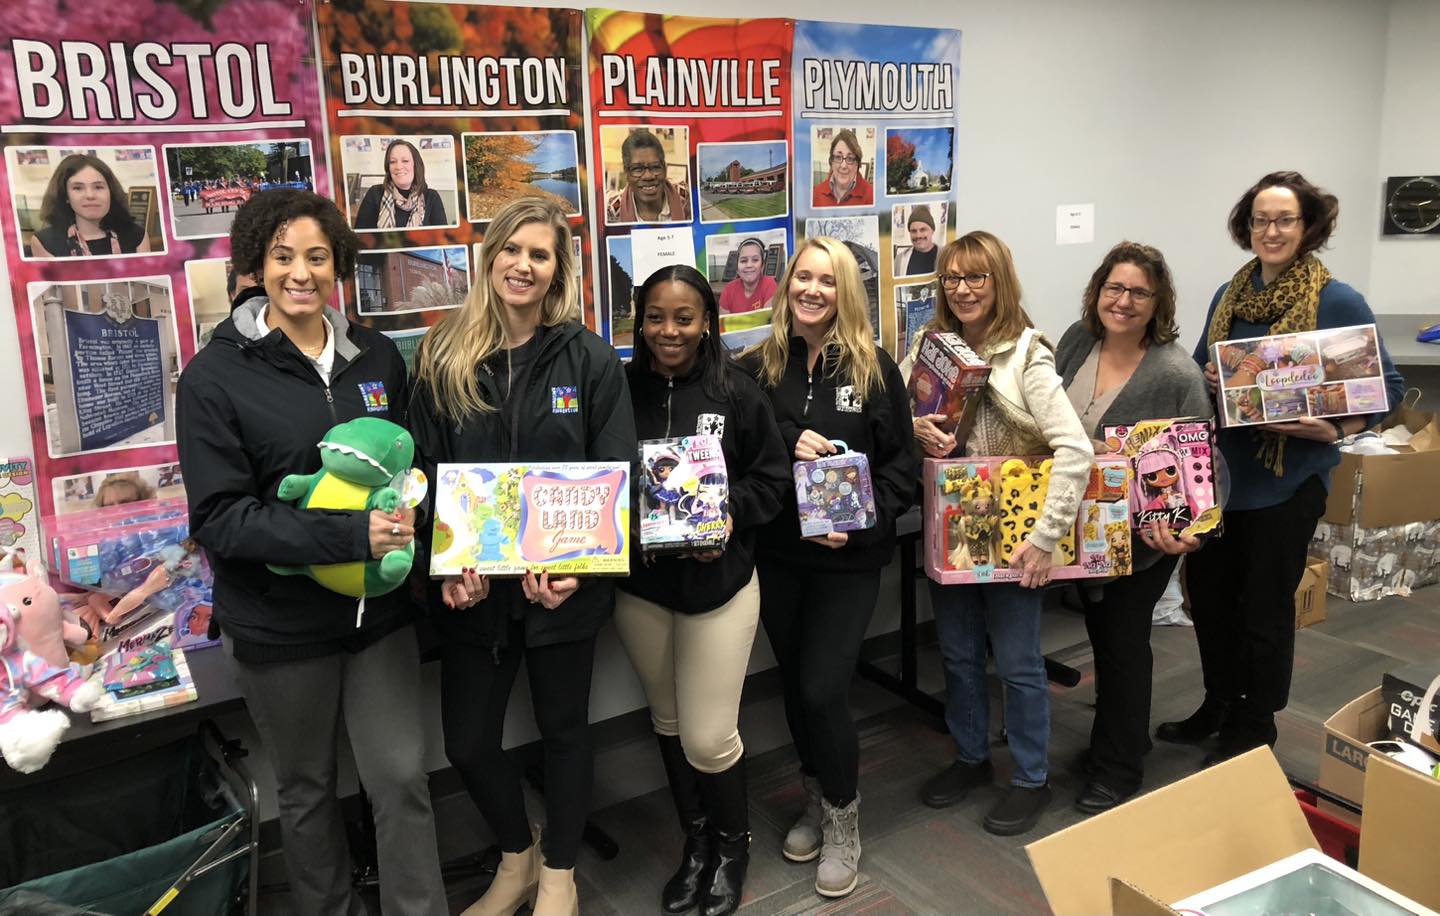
top-left (738, 237), bottom-right (916, 899)
top-left (811, 129), bottom-right (872, 208)
top-left (606, 128), bottom-right (692, 224)
top-left (910, 231), bottom-right (1092, 837)
top-left (1158, 172), bottom-right (1404, 766)
top-left (1053, 241), bottom-right (1210, 814)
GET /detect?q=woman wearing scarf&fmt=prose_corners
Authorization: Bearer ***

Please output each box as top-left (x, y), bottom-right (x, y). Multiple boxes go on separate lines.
top-left (1160, 171), bottom-right (1404, 766)
top-left (354, 138), bottom-right (448, 230)
top-left (30, 154), bottom-right (150, 258)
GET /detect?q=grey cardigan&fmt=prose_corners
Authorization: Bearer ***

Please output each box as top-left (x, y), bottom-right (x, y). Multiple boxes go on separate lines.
top-left (1055, 320), bottom-right (1213, 572)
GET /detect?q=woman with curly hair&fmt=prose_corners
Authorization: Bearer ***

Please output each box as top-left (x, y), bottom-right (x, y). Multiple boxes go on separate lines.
top-left (30, 154), bottom-right (150, 258)
top-left (354, 138), bottom-right (448, 230)
top-left (176, 189), bottom-right (446, 914)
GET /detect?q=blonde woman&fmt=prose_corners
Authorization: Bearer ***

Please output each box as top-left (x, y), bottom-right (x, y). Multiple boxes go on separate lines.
top-left (912, 231), bottom-right (1093, 837)
top-left (738, 237), bottom-right (917, 899)
top-left (409, 197), bottom-right (636, 916)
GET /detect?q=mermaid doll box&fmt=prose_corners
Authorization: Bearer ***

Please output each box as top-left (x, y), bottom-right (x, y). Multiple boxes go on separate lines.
top-left (638, 435), bottom-right (728, 555)
top-left (1212, 323), bottom-right (1389, 427)
top-left (922, 455), bottom-right (1134, 585)
top-left (1103, 418), bottom-right (1221, 537)
top-left (430, 462), bottom-right (630, 576)
top-left (907, 331), bottom-right (990, 432)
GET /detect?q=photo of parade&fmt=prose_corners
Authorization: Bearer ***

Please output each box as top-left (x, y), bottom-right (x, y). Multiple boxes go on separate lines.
top-left (163, 140), bottom-right (314, 240)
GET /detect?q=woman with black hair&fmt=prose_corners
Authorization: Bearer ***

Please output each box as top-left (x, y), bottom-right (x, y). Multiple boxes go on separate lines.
top-left (615, 265), bottom-right (789, 916)
top-left (354, 138), bottom-right (448, 230)
top-left (30, 154), bottom-right (150, 258)
top-left (176, 189), bottom-right (445, 914)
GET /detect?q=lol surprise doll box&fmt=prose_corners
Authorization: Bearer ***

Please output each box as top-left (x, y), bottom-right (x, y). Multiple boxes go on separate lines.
top-left (430, 462), bottom-right (630, 576)
top-left (1103, 418), bottom-right (1221, 538)
top-left (907, 331), bottom-right (991, 432)
top-left (1212, 323), bottom-right (1389, 427)
top-left (793, 450), bottom-right (875, 537)
top-left (922, 455), bottom-right (1134, 585)
top-left (639, 435), bottom-right (729, 555)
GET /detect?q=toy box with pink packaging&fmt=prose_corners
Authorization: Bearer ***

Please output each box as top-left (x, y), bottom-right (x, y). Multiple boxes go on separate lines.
top-left (906, 331), bottom-right (990, 432)
top-left (1212, 323), bottom-right (1389, 427)
top-left (923, 455), bottom-right (1134, 584)
top-left (1103, 418), bottom-right (1222, 537)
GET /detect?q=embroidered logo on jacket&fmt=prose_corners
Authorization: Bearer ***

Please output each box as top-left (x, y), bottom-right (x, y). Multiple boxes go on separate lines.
top-left (835, 386), bottom-right (863, 413)
top-left (551, 386), bottom-right (580, 414)
top-left (697, 413), bottom-right (726, 437)
top-left (358, 381), bottom-right (389, 412)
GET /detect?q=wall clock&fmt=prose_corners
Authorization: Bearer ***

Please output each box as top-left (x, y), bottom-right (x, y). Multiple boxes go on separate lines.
top-left (1383, 175), bottom-right (1440, 235)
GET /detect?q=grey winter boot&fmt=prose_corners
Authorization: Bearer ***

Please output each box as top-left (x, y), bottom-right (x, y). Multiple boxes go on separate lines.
top-left (814, 795), bottom-right (861, 898)
top-left (781, 772), bottom-right (823, 862)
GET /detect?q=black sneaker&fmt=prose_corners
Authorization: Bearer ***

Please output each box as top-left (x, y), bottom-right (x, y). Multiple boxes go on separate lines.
top-left (983, 784), bottom-right (1052, 836)
top-left (1155, 703), bottom-right (1226, 745)
top-left (920, 758), bottom-right (992, 809)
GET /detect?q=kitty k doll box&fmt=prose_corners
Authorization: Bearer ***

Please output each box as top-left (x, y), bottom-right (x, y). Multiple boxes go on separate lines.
top-left (431, 462), bottom-right (630, 576)
top-left (923, 455), bottom-right (1133, 584)
top-left (1103, 418), bottom-right (1221, 537)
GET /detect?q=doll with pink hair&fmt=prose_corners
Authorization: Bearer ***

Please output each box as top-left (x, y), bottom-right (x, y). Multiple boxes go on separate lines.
top-left (1134, 447), bottom-right (1194, 529)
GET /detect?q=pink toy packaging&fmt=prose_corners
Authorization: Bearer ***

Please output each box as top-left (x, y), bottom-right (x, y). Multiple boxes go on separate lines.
top-left (639, 435), bottom-right (729, 555)
top-left (907, 331), bottom-right (990, 432)
top-left (1103, 418), bottom-right (1222, 538)
top-left (793, 449), bottom-right (875, 537)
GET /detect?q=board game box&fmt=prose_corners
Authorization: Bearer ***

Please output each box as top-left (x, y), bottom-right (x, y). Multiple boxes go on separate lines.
top-left (639, 435), bottom-right (729, 555)
top-left (1213, 323), bottom-right (1389, 427)
top-left (907, 331), bottom-right (990, 432)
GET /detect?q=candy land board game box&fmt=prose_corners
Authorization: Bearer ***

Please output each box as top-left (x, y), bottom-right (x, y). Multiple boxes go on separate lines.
top-left (431, 462), bottom-right (630, 576)
top-left (1213, 323), bottom-right (1389, 427)
top-left (923, 455), bottom-right (1134, 584)
top-left (1103, 418), bottom-right (1222, 538)
top-left (907, 331), bottom-right (990, 432)
top-left (793, 451), bottom-right (875, 537)
top-left (639, 435), bottom-right (728, 555)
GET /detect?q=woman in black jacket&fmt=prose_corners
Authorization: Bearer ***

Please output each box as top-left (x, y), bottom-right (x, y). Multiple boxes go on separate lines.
top-left (738, 237), bottom-right (917, 900)
top-left (616, 266), bottom-right (789, 916)
top-left (409, 197), bottom-right (635, 916)
top-left (176, 189), bottom-right (445, 915)
top-left (353, 138), bottom-right (448, 230)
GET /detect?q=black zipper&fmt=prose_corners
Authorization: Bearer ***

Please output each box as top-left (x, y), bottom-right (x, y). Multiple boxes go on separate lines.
top-left (322, 386), bottom-right (337, 424)
top-left (803, 362), bottom-right (816, 419)
top-left (664, 377), bottom-right (674, 437)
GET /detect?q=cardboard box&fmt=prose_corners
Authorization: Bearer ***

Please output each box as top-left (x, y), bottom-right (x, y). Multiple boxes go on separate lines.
top-left (1359, 755), bottom-right (1440, 911)
top-left (1384, 663), bottom-right (1440, 755)
top-left (1319, 686), bottom-right (1389, 809)
top-left (1213, 323), bottom-right (1390, 427)
top-left (1295, 558), bottom-right (1329, 629)
top-left (906, 330), bottom-right (989, 432)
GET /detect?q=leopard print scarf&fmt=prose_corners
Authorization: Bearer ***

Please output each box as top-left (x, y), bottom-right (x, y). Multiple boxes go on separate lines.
top-left (1207, 253), bottom-right (1330, 475)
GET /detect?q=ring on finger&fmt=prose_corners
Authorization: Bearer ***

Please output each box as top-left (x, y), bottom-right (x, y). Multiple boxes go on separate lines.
top-left (391, 524), bottom-right (400, 535)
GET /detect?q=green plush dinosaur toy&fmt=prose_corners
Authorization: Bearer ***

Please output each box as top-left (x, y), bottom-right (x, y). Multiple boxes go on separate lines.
top-left (268, 417), bottom-right (417, 598)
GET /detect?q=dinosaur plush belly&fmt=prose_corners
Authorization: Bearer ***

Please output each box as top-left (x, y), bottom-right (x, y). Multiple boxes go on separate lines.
top-left (305, 475), bottom-right (371, 597)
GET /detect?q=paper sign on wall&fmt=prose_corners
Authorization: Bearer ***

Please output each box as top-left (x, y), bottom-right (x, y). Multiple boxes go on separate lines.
top-left (1056, 203), bottom-right (1095, 245)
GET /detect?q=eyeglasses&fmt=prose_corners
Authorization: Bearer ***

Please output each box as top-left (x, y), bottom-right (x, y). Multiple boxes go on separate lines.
top-left (1249, 214), bottom-right (1301, 233)
top-left (939, 272), bottom-right (990, 290)
top-left (829, 154), bottom-right (859, 165)
top-left (1100, 282), bottom-right (1155, 304)
top-left (627, 163), bottom-right (664, 178)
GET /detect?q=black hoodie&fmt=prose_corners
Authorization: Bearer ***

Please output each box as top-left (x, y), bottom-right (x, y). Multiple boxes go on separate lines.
top-left (409, 321), bottom-right (636, 650)
top-left (738, 339), bottom-right (919, 572)
top-left (620, 352), bottom-right (790, 613)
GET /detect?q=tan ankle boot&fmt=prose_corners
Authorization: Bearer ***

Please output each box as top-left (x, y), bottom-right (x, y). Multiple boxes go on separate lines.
top-left (533, 863), bottom-right (579, 916)
top-left (461, 829), bottom-right (540, 916)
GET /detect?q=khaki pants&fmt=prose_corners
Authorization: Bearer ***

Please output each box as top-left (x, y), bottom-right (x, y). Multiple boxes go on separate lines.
top-left (614, 571), bottom-right (760, 773)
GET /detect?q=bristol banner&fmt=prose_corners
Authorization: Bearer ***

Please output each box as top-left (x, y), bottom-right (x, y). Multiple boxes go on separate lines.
top-left (587, 10), bottom-right (793, 356)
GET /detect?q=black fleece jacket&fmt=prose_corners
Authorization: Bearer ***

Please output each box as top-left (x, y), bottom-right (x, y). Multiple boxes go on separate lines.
top-left (619, 352), bottom-right (790, 613)
top-left (409, 321), bottom-right (636, 650)
top-left (176, 301), bottom-right (414, 662)
top-left (738, 339), bottom-right (919, 572)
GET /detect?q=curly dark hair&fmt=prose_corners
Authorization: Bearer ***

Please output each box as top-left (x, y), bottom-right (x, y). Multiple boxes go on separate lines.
top-left (228, 189), bottom-right (360, 281)
top-left (1227, 170), bottom-right (1338, 258)
top-left (40, 154), bottom-right (140, 235)
top-left (1080, 240), bottom-right (1179, 346)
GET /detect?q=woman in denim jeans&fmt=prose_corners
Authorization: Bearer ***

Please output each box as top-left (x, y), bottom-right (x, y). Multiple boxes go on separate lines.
top-left (908, 231), bottom-right (1093, 835)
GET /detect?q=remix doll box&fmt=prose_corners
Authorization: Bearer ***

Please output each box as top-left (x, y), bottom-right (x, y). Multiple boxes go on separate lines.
top-left (793, 451), bottom-right (875, 537)
top-left (1103, 418), bottom-right (1221, 537)
top-left (431, 462), bottom-right (630, 577)
top-left (922, 455), bottom-right (1134, 585)
top-left (1212, 323), bottom-right (1389, 427)
top-left (907, 331), bottom-right (991, 432)
top-left (639, 435), bottom-right (729, 555)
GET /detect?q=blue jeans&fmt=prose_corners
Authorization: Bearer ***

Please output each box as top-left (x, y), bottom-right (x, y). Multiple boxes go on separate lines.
top-left (928, 580), bottom-right (1050, 787)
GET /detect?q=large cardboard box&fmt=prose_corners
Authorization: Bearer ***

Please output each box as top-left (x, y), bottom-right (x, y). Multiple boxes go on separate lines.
top-left (1295, 558), bottom-right (1329, 629)
top-left (1319, 686), bottom-right (1389, 809)
top-left (1359, 754), bottom-right (1440, 910)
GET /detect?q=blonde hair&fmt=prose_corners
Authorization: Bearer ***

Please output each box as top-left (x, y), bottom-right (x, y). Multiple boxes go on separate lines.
top-left (926, 230), bottom-right (1032, 349)
top-left (415, 198), bottom-right (576, 420)
top-left (742, 236), bottom-right (881, 397)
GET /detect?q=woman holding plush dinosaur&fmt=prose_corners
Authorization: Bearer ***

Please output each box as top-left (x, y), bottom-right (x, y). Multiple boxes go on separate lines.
top-left (409, 196), bottom-right (635, 916)
top-left (176, 189), bottom-right (446, 915)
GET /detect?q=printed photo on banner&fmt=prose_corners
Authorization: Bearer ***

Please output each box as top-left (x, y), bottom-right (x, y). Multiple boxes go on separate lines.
top-left (462, 131), bottom-right (582, 223)
top-left (26, 277), bottom-right (181, 458)
top-left (162, 140), bottom-right (314, 241)
top-left (805, 215), bottom-right (881, 338)
top-left (183, 258), bottom-right (252, 348)
top-left (5, 145), bottom-right (165, 261)
top-left (894, 279), bottom-right (938, 356)
top-left (706, 230), bottom-right (786, 348)
top-left (604, 235), bottom-right (636, 348)
top-left (884, 127), bottom-right (954, 195)
top-left (600, 125), bottom-right (692, 226)
top-left (51, 462), bottom-right (186, 516)
top-left (339, 135), bottom-right (460, 232)
top-left (354, 246), bottom-right (469, 316)
top-left (696, 141), bottom-right (788, 224)
top-left (810, 126), bottom-right (876, 209)
top-left (892, 202), bottom-right (948, 278)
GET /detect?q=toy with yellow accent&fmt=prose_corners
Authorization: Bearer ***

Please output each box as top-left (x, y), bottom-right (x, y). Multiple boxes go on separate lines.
top-left (1103, 417), bottom-right (1221, 538)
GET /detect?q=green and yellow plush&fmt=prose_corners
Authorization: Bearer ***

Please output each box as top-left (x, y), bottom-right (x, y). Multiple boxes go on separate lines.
top-left (268, 417), bottom-right (417, 597)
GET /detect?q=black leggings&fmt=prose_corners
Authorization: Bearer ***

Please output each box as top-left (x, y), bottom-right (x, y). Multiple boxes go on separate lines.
top-left (758, 562), bottom-right (881, 807)
top-left (440, 619), bottom-right (597, 869)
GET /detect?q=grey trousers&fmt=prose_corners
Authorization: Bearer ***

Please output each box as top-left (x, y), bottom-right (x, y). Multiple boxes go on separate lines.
top-left (227, 626), bottom-right (446, 916)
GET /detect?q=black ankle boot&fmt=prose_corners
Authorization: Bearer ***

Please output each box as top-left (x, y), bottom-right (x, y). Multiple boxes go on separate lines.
top-left (656, 735), bottom-right (713, 913)
top-left (696, 756), bottom-right (750, 916)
